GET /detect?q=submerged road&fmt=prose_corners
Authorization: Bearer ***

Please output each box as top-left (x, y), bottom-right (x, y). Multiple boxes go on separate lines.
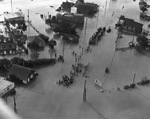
top-left (1, 0), bottom-right (150, 119)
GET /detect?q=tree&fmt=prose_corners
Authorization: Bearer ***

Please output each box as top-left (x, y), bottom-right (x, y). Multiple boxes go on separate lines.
top-left (38, 34), bottom-right (49, 43)
top-left (136, 35), bottom-right (149, 49)
top-left (0, 58), bottom-right (11, 70)
top-left (27, 41), bottom-right (39, 53)
top-left (140, 6), bottom-right (148, 12)
top-left (10, 57), bottom-right (25, 66)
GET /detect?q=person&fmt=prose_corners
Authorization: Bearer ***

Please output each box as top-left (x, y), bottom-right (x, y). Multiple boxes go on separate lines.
top-left (105, 67), bottom-right (109, 74)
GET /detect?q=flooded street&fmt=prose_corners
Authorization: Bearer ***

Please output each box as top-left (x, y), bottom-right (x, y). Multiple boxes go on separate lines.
top-left (1, 0), bottom-right (150, 119)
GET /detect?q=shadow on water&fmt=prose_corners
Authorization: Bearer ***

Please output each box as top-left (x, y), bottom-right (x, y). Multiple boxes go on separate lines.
top-left (86, 101), bottom-right (108, 119)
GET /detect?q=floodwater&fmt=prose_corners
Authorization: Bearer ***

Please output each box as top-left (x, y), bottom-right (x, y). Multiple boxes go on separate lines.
top-left (1, 0), bottom-right (150, 119)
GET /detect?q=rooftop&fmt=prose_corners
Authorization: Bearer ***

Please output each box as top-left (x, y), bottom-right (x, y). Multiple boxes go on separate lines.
top-left (4, 12), bottom-right (24, 20)
top-left (8, 64), bottom-right (35, 81)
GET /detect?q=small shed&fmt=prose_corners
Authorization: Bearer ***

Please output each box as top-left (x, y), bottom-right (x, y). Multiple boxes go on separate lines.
top-left (8, 64), bottom-right (38, 84)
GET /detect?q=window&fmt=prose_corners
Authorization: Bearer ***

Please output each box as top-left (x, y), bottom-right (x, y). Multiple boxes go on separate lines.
top-left (10, 50), bottom-right (12, 54)
top-left (23, 80), bottom-right (27, 84)
top-left (30, 74), bottom-right (33, 79)
top-left (4, 51), bottom-right (6, 54)
top-left (28, 78), bottom-right (30, 82)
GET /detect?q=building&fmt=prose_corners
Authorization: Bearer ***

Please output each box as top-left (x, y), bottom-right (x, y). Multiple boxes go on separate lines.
top-left (28, 36), bottom-right (45, 49)
top-left (75, 2), bottom-right (99, 15)
top-left (61, 1), bottom-right (74, 12)
top-left (0, 76), bottom-right (15, 97)
top-left (8, 64), bottom-right (38, 85)
top-left (4, 12), bottom-right (25, 25)
top-left (0, 35), bottom-right (17, 55)
top-left (56, 13), bottom-right (84, 26)
top-left (116, 15), bottom-right (143, 35)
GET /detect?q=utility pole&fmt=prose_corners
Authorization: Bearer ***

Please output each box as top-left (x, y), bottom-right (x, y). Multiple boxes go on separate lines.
top-left (84, 17), bottom-right (88, 42)
top-left (13, 95), bottom-right (17, 112)
top-left (132, 72), bottom-right (137, 84)
top-left (27, 9), bottom-right (30, 31)
top-left (84, 17), bottom-right (88, 36)
top-left (96, 6), bottom-right (100, 28)
top-left (104, 0), bottom-right (108, 16)
top-left (11, 0), bottom-right (13, 13)
top-left (28, 9), bottom-right (29, 22)
top-left (115, 33), bottom-right (119, 50)
top-left (62, 40), bottom-right (65, 58)
top-left (83, 79), bottom-right (87, 102)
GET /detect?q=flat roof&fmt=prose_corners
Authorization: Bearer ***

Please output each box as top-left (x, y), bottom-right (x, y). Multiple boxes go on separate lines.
top-left (4, 12), bottom-right (24, 20)
top-left (0, 77), bottom-right (14, 96)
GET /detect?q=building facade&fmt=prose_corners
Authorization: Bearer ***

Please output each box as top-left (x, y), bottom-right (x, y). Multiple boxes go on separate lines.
top-left (0, 35), bottom-right (17, 56)
top-left (8, 64), bottom-right (38, 85)
top-left (117, 15), bottom-right (143, 35)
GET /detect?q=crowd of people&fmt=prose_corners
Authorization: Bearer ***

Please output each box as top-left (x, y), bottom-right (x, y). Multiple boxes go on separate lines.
top-left (89, 26), bottom-right (112, 45)
top-left (56, 75), bottom-right (74, 86)
top-left (89, 27), bottom-right (106, 45)
top-left (56, 45), bottom-right (91, 87)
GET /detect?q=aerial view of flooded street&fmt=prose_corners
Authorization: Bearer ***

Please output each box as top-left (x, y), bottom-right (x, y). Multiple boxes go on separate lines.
top-left (1, 0), bottom-right (150, 119)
